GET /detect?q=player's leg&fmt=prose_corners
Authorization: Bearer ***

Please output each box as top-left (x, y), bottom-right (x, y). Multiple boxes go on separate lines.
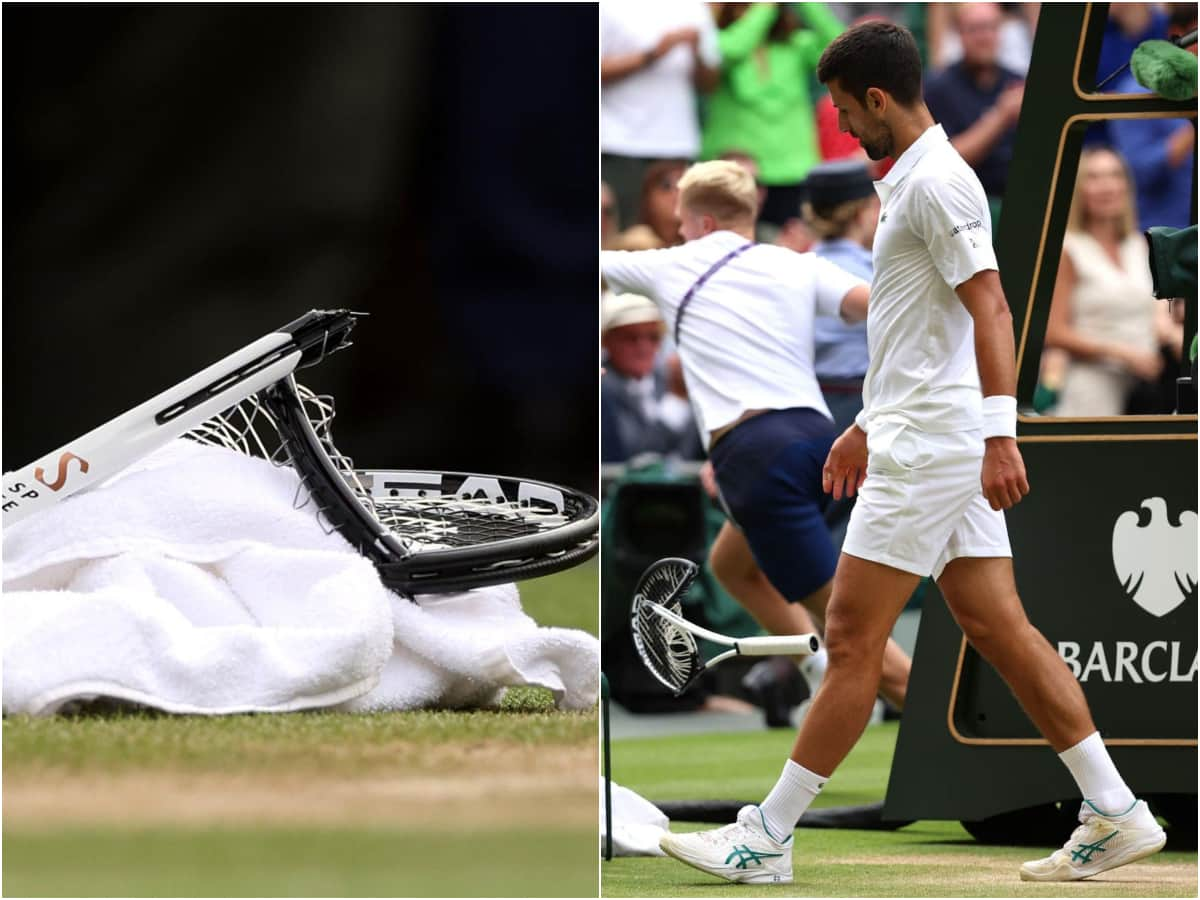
top-left (708, 522), bottom-right (829, 698)
top-left (709, 510), bottom-right (911, 709)
top-left (936, 547), bottom-right (1166, 881)
top-left (782, 554), bottom-right (918, 778)
top-left (659, 420), bottom-right (934, 884)
top-left (710, 520), bottom-right (824, 634)
top-left (936, 555), bottom-right (1095, 750)
top-left (658, 552), bottom-right (918, 884)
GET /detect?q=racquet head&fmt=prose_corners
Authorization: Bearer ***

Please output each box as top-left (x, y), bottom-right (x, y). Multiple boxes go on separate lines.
top-left (630, 557), bottom-right (702, 696)
top-left (189, 376), bottom-right (599, 595)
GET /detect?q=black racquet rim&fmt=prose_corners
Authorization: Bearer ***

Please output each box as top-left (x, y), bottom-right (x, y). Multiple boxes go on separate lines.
top-left (261, 376), bottom-right (599, 595)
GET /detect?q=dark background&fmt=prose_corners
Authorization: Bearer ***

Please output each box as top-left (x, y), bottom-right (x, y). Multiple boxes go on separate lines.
top-left (4, 4), bottom-right (598, 492)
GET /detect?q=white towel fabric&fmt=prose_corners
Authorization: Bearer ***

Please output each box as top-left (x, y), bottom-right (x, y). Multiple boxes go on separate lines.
top-left (3, 440), bottom-right (598, 716)
top-left (599, 779), bottom-right (670, 857)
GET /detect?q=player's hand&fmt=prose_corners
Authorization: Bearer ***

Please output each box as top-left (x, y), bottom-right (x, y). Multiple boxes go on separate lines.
top-left (822, 424), bottom-right (868, 500)
top-left (981, 437), bottom-right (1029, 510)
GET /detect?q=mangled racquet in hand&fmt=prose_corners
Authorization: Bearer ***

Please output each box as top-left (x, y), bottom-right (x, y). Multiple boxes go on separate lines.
top-left (631, 557), bottom-right (820, 696)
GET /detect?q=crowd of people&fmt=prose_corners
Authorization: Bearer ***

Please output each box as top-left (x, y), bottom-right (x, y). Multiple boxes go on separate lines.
top-left (601, 1), bottom-right (1194, 468)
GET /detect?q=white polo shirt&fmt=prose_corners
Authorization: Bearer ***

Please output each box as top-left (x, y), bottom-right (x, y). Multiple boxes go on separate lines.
top-left (601, 3), bottom-right (721, 158)
top-left (601, 232), bottom-right (866, 446)
top-left (857, 124), bottom-right (999, 435)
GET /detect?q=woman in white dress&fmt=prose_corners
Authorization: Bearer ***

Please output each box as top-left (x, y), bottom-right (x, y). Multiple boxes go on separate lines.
top-left (1043, 146), bottom-right (1174, 416)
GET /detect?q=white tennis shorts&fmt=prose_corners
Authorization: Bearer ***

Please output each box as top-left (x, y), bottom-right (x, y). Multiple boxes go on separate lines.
top-left (842, 421), bottom-right (1011, 579)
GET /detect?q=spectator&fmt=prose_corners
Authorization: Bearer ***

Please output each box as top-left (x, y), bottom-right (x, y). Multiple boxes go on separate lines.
top-left (1108, 4), bottom-right (1196, 231)
top-left (927, 2), bottom-right (1039, 76)
top-left (924, 1), bottom-right (1024, 226)
top-left (1044, 147), bottom-right (1168, 416)
top-left (601, 3), bottom-right (720, 228)
top-left (1095, 2), bottom-right (1169, 90)
top-left (701, 2), bottom-right (844, 228)
top-left (609, 159), bottom-right (689, 250)
top-left (601, 292), bottom-right (703, 463)
top-left (802, 161), bottom-right (877, 431)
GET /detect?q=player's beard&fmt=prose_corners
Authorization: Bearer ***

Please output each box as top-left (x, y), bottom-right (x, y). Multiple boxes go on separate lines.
top-left (860, 125), bottom-right (893, 161)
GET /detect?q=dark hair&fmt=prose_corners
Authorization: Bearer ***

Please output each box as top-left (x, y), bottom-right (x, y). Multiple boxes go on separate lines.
top-left (816, 21), bottom-right (923, 106)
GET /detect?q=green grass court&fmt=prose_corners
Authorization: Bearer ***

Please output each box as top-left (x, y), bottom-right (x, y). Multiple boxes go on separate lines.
top-left (4, 561), bottom-right (599, 898)
top-left (603, 721), bottom-right (1197, 897)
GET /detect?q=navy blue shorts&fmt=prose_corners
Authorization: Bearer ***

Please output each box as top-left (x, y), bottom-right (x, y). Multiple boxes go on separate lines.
top-left (709, 408), bottom-right (839, 602)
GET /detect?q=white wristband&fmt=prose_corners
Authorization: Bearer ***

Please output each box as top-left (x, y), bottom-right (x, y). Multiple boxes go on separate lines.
top-left (982, 395), bottom-right (1017, 439)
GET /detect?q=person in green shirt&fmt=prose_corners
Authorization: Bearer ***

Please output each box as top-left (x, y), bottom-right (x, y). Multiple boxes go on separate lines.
top-left (702, 3), bottom-right (844, 227)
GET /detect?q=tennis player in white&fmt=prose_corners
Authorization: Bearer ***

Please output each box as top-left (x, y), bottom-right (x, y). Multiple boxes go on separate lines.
top-left (654, 21), bottom-right (1166, 886)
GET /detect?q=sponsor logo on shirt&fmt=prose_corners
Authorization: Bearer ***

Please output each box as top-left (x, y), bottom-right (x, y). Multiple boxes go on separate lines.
top-left (949, 219), bottom-right (984, 237)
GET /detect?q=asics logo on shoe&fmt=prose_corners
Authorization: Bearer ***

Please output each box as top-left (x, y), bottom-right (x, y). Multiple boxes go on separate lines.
top-left (1070, 830), bottom-right (1118, 864)
top-left (724, 845), bottom-right (785, 869)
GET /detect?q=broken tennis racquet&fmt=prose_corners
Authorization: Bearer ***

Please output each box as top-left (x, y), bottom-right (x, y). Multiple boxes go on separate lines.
top-left (631, 557), bottom-right (820, 696)
top-left (3, 309), bottom-right (599, 595)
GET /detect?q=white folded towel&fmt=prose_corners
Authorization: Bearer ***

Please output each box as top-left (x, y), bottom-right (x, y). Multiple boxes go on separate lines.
top-left (3, 440), bottom-right (598, 715)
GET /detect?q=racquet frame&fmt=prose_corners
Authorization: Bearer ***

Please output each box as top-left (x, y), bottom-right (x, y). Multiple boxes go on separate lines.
top-left (631, 557), bottom-right (820, 696)
top-left (2, 310), bottom-right (358, 525)
top-left (3, 309), bottom-right (599, 594)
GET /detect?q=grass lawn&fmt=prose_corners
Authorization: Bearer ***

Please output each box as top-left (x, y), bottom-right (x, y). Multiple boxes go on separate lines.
top-left (603, 722), bottom-right (1197, 898)
top-left (4, 560), bottom-right (599, 898)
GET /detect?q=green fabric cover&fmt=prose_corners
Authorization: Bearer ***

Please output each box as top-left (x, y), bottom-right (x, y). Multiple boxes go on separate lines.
top-left (1145, 225), bottom-right (1197, 303)
top-left (1131, 39), bottom-right (1198, 101)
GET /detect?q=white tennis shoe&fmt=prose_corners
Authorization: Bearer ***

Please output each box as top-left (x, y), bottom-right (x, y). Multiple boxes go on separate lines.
top-left (1019, 799), bottom-right (1166, 882)
top-left (659, 804), bottom-right (793, 884)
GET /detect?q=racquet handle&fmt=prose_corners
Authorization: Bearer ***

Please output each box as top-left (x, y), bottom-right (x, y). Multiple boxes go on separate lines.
top-left (2, 335), bottom-right (302, 527)
top-left (2, 309), bottom-right (359, 528)
top-left (735, 634), bottom-right (821, 656)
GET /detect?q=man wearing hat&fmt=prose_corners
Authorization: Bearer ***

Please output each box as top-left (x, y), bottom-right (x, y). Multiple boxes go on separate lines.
top-left (601, 291), bottom-right (703, 463)
top-left (804, 159), bottom-right (880, 433)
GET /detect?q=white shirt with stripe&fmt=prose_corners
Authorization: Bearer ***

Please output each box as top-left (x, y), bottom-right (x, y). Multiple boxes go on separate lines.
top-left (601, 232), bottom-right (866, 447)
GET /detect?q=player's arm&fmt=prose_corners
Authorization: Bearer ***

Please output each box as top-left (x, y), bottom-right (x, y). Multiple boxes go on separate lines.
top-left (839, 284), bottom-right (869, 323)
top-left (956, 270), bottom-right (1030, 511)
top-left (810, 255), bottom-right (869, 323)
top-left (601, 248), bottom-right (666, 298)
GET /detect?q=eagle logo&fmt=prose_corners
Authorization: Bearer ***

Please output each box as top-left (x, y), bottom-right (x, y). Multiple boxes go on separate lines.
top-left (1111, 498), bottom-right (1197, 618)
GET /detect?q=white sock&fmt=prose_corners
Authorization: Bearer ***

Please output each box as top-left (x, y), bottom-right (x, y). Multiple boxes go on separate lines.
top-left (1058, 732), bottom-right (1136, 815)
top-left (758, 759), bottom-right (826, 841)
top-left (797, 648), bottom-right (827, 695)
